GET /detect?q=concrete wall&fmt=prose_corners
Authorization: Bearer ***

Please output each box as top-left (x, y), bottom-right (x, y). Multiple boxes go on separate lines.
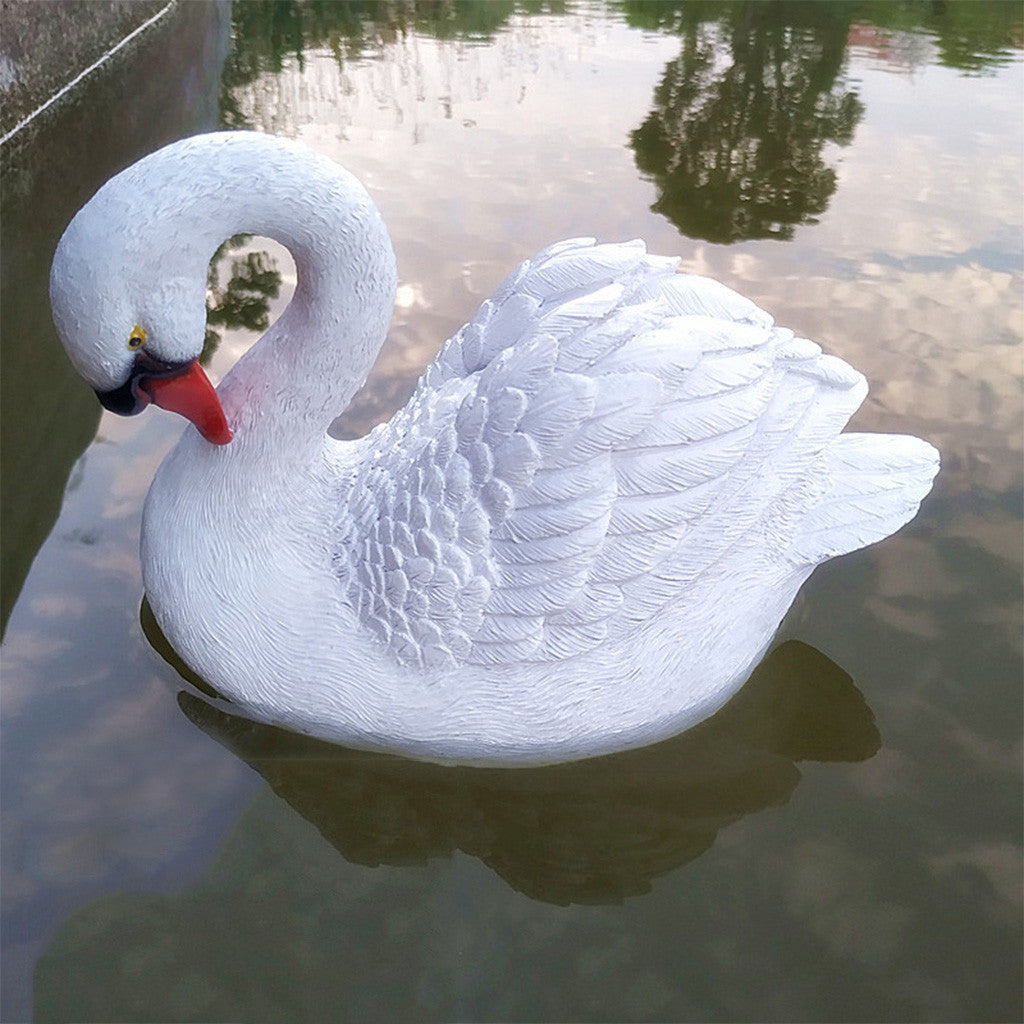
top-left (1, 0), bottom-right (171, 137)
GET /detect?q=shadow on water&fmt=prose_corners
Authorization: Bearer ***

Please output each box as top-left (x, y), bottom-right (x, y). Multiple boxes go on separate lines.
top-left (178, 642), bottom-right (879, 905)
top-left (141, 598), bottom-right (879, 906)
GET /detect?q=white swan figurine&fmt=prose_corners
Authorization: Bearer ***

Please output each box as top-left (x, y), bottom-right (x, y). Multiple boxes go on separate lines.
top-left (50, 132), bottom-right (938, 765)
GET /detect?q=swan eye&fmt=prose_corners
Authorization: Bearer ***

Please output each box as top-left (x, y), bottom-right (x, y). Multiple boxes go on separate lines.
top-left (128, 325), bottom-right (147, 350)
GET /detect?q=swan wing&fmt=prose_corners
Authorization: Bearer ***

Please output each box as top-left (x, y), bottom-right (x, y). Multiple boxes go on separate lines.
top-left (335, 239), bottom-right (878, 669)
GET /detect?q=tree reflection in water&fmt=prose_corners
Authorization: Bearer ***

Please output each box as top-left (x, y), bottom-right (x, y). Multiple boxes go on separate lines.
top-left (627, 1), bottom-right (864, 244)
top-left (202, 235), bottom-right (283, 363)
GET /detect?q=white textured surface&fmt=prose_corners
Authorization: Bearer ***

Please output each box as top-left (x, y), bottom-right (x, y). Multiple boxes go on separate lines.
top-left (50, 132), bottom-right (940, 765)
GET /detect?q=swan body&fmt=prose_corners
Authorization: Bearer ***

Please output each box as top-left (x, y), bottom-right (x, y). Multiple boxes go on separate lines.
top-left (50, 132), bottom-right (939, 765)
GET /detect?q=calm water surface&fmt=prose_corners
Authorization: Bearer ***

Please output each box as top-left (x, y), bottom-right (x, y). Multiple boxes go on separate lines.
top-left (2, 2), bottom-right (1021, 1021)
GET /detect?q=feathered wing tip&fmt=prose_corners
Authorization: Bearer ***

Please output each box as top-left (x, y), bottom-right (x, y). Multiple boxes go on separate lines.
top-left (787, 433), bottom-right (941, 565)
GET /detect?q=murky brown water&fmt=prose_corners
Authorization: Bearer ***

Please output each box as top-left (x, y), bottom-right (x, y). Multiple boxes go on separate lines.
top-left (2, 3), bottom-right (1021, 1021)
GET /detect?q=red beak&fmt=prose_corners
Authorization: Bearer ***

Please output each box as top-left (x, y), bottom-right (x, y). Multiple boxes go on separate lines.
top-left (140, 360), bottom-right (233, 445)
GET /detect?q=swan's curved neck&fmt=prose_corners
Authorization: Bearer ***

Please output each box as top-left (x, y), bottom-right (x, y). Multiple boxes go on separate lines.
top-left (137, 133), bottom-right (397, 453)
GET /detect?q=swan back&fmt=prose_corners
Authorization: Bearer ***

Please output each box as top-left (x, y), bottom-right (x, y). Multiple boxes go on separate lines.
top-left (334, 238), bottom-right (938, 672)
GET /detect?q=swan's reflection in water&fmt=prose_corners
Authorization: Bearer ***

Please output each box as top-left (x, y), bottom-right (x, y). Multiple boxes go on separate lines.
top-left (32, 624), bottom-right (883, 1022)
top-left (145, 604), bottom-right (880, 905)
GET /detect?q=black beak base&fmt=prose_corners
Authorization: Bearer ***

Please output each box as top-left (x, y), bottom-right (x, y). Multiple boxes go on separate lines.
top-left (94, 351), bottom-right (192, 416)
top-left (95, 377), bottom-right (147, 416)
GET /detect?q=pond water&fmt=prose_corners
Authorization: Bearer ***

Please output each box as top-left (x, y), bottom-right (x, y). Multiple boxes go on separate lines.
top-left (2, 2), bottom-right (1021, 1021)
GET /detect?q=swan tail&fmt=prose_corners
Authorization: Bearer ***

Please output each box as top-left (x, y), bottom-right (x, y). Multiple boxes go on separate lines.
top-left (787, 433), bottom-right (940, 566)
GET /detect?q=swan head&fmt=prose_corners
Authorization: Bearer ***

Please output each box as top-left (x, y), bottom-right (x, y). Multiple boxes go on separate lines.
top-left (49, 164), bottom-right (232, 445)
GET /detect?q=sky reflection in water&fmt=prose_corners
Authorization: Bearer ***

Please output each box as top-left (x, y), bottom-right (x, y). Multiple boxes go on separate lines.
top-left (2, 2), bottom-right (1021, 1021)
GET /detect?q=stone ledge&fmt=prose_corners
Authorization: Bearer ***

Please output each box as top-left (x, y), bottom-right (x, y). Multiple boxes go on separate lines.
top-left (0, 0), bottom-right (170, 136)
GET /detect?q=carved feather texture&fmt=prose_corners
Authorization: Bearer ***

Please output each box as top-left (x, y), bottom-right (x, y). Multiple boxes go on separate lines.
top-left (333, 237), bottom-right (937, 670)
